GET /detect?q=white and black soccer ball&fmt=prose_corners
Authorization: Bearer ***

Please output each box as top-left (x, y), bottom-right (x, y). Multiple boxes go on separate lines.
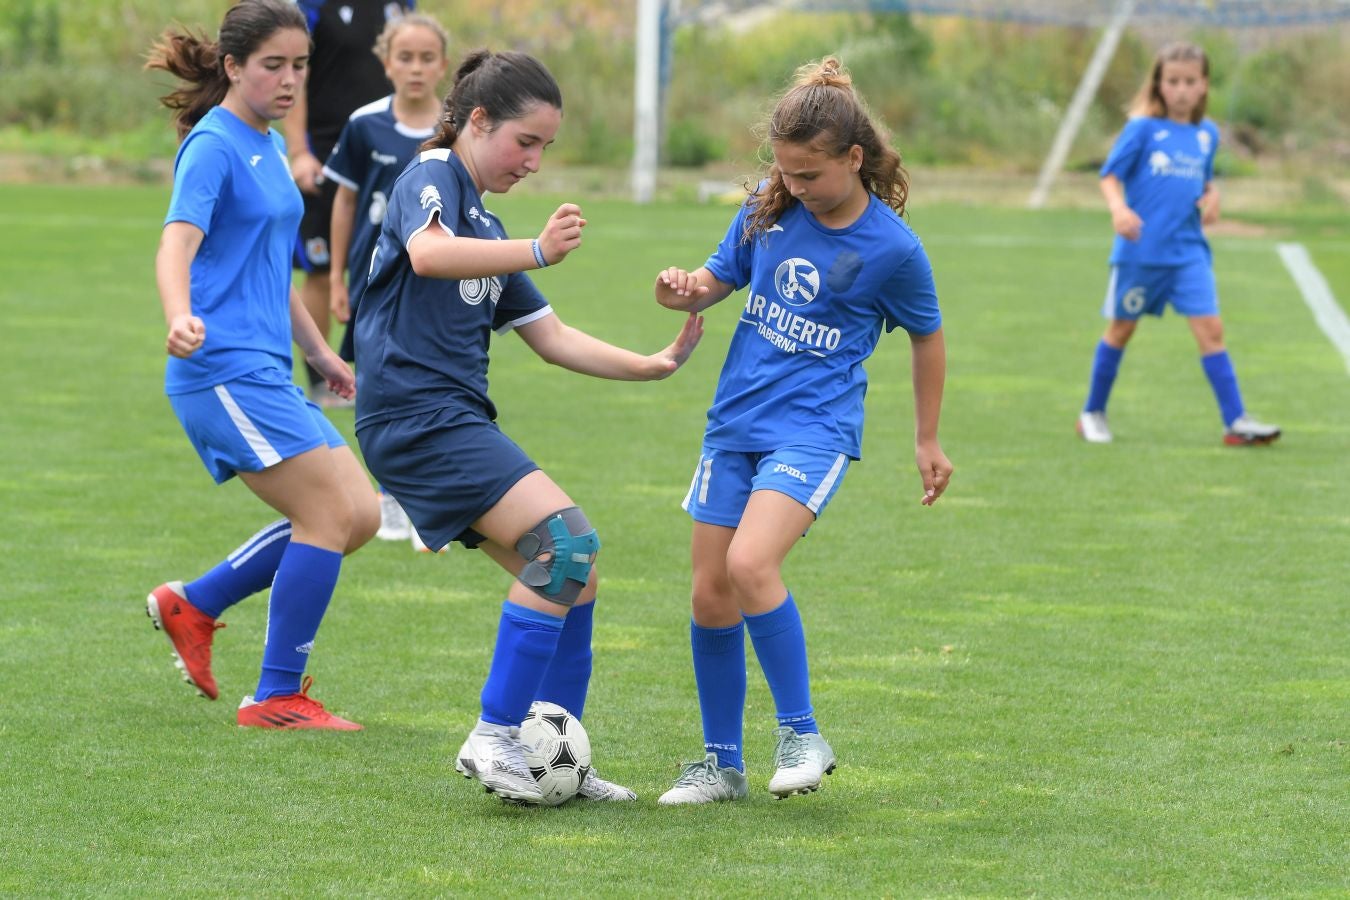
top-left (520, 701), bottom-right (591, 806)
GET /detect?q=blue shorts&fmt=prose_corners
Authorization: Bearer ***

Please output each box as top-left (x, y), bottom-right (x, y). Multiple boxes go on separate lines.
top-left (168, 367), bottom-right (345, 484)
top-left (681, 444), bottom-right (850, 529)
top-left (1103, 261), bottom-right (1218, 320)
top-left (356, 407), bottom-right (538, 552)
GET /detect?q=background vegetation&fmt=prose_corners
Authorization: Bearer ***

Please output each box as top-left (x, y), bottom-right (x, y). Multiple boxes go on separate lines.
top-left (1, 0), bottom-right (1347, 190)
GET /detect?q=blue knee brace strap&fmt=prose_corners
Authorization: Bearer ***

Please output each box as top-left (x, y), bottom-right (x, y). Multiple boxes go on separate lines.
top-left (515, 506), bottom-right (600, 607)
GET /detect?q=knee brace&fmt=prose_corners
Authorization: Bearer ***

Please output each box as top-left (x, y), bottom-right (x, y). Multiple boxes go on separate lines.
top-left (515, 506), bottom-right (600, 607)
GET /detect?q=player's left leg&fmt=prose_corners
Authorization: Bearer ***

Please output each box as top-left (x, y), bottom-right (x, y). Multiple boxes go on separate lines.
top-left (729, 489), bottom-right (837, 797)
top-left (1187, 315), bottom-right (1281, 446)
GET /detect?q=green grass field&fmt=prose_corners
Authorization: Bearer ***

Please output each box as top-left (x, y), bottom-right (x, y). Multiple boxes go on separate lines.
top-left (1, 183), bottom-right (1346, 897)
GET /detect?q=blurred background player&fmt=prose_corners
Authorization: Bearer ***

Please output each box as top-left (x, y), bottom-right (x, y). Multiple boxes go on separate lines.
top-left (354, 50), bottom-right (703, 803)
top-left (144, 0), bottom-right (380, 728)
top-left (322, 12), bottom-right (449, 543)
top-left (286, 0), bottom-right (414, 407)
top-left (651, 57), bottom-right (952, 805)
top-left (1077, 41), bottom-right (1280, 447)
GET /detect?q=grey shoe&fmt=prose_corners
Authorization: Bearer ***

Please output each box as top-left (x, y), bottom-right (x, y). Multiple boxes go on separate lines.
top-left (576, 768), bottom-right (637, 802)
top-left (657, 753), bottom-right (749, 806)
top-left (455, 720), bottom-right (544, 803)
top-left (767, 727), bottom-right (836, 798)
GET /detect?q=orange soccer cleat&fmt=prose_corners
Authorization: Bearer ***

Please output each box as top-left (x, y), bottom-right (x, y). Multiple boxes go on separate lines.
top-left (147, 581), bottom-right (224, 700)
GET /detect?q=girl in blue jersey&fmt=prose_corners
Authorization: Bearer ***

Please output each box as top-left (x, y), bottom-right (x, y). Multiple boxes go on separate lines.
top-left (354, 50), bottom-right (704, 804)
top-left (144, 0), bottom-right (380, 729)
top-left (652, 57), bottom-right (952, 804)
top-left (1077, 42), bottom-right (1280, 447)
top-left (323, 13), bottom-right (450, 544)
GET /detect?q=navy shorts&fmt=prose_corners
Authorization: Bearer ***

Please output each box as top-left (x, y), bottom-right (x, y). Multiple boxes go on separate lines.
top-left (681, 444), bottom-right (850, 530)
top-left (168, 367), bottom-right (345, 484)
top-left (357, 407), bottom-right (539, 552)
top-left (293, 177), bottom-right (337, 272)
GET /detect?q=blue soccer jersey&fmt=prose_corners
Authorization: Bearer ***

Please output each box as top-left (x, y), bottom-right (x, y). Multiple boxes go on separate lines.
top-left (163, 106), bottom-right (303, 394)
top-left (322, 95), bottom-right (435, 280)
top-left (353, 149), bottom-right (551, 427)
top-left (702, 193), bottom-right (941, 459)
top-left (1100, 116), bottom-right (1219, 267)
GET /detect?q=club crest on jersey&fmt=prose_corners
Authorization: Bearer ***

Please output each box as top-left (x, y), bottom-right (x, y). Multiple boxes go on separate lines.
top-left (338, 6), bottom-right (353, 25)
top-left (774, 258), bottom-right (820, 307)
top-left (419, 185), bottom-right (442, 210)
top-left (460, 276), bottom-right (502, 307)
top-left (1197, 130), bottom-right (1212, 155)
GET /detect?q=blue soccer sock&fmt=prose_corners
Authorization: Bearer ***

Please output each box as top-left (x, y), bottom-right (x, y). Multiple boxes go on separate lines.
top-left (480, 601), bottom-right (565, 727)
top-left (1201, 349), bottom-right (1245, 427)
top-left (692, 620), bottom-right (746, 772)
top-left (1084, 340), bottom-right (1125, 413)
top-left (254, 542), bottom-right (342, 701)
top-left (185, 519), bottom-right (292, 619)
top-left (535, 600), bottom-right (594, 720)
top-left (745, 594), bottom-right (817, 735)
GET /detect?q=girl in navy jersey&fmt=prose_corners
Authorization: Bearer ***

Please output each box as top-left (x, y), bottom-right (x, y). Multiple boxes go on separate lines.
top-left (652, 57), bottom-right (952, 804)
top-left (323, 12), bottom-right (451, 544)
top-left (1077, 42), bottom-right (1279, 446)
top-left (144, 0), bottom-right (380, 729)
top-left (354, 49), bottom-right (703, 804)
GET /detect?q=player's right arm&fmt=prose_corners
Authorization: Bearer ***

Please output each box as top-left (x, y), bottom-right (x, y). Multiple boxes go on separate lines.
top-left (408, 202), bottom-right (586, 279)
top-left (329, 183), bottom-right (357, 322)
top-left (156, 221), bottom-right (206, 358)
top-left (655, 266), bottom-right (731, 313)
top-left (283, 92), bottom-right (323, 194)
top-left (1101, 175), bottom-right (1142, 242)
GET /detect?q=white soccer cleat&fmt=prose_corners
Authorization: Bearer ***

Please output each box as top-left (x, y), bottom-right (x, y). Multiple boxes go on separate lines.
top-left (576, 768), bottom-right (637, 802)
top-left (1076, 410), bottom-right (1113, 444)
top-left (657, 753), bottom-right (749, 806)
top-left (455, 720), bottom-right (544, 803)
top-left (375, 493), bottom-right (412, 541)
top-left (1224, 415), bottom-right (1281, 447)
top-left (767, 727), bottom-right (836, 798)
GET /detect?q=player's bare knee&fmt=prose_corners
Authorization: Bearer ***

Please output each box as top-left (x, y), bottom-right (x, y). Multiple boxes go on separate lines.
top-left (724, 551), bottom-right (777, 602)
top-left (515, 506), bottom-right (600, 608)
top-left (347, 492), bottom-right (381, 553)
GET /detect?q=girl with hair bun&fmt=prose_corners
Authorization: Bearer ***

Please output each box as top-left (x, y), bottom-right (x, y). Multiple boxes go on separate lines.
top-left (354, 49), bottom-right (704, 804)
top-left (654, 57), bottom-right (952, 805)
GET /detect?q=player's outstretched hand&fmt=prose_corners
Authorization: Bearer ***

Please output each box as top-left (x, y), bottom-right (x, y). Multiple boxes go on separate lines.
top-left (916, 440), bottom-right (953, 506)
top-left (310, 346), bottom-right (356, 401)
top-left (646, 313), bottom-right (704, 380)
top-left (537, 203), bottom-right (586, 266)
top-left (166, 314), bottom-right (206, 358)
top-left (655, 267), bottom-right (711, 310)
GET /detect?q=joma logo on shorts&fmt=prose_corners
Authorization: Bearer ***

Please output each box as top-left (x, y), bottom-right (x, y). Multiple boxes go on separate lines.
top-left (773, 463), bottom-right (808, 482)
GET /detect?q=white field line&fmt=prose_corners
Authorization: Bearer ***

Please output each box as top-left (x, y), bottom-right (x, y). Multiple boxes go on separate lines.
top-left (1276, 242), bottom-right (1350, 376)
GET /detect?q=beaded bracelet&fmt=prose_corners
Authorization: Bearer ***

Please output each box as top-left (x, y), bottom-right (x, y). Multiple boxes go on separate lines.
top-left (531, 239), bottom-right (548, 269)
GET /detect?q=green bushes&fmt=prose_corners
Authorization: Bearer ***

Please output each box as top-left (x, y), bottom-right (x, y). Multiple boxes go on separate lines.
top-left (0, 1), bottom-right (1345, 175)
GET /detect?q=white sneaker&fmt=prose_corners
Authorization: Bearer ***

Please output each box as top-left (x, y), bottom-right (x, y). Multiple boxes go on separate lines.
top-left (375, 493), bottom-right (412, 541)
top-left (411, 528), bottom-right (447, 553)
top-left (657, 753), bottom-right (749, 806)
top-left (454, 720), bottom-right (544, 803)
top-left (576, 768), bottom-right (637, 802)
top-left (1224, 415), bottom-right (1281, 446)
top-left (767, 727), bottom-right (836, 798)
top-left (1076, 410), bottom-right (1112, 443)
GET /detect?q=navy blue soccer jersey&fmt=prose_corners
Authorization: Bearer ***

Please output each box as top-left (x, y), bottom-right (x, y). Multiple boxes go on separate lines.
top-left (1100, 116), bottom-right (1219, 267)
top-left (353, 149), bottom-right (551, 428)
top-left (702, 193), bottom-right (941, 459)
top-left (163, 107), bottom-right (302, 394)
top-left (322, 95), bottom-right (435, 279)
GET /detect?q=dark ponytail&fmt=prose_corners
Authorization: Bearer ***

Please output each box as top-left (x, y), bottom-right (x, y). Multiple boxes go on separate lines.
top-left (421, 49), bottom-right (561, 152)
top-left (146, 0), bottom-right (308, 140)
